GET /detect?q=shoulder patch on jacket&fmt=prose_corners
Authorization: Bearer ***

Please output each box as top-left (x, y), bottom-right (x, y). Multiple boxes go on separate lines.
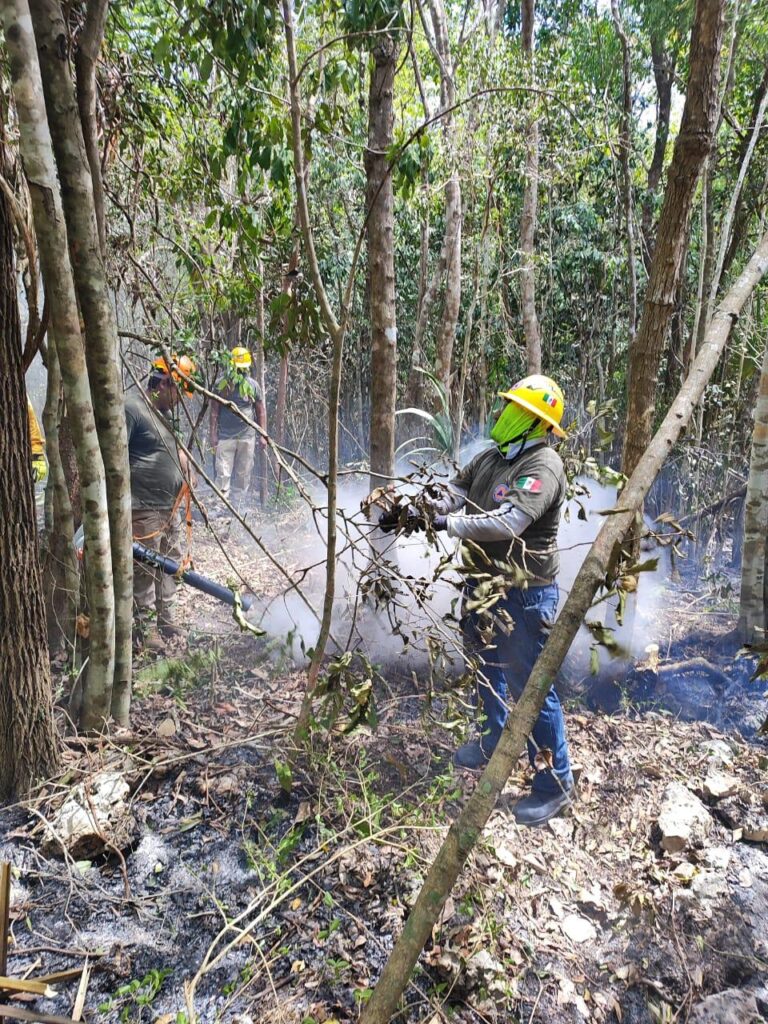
top-left (514, 476), bottom-right (542, 493)
top-left (493, 483), bottom-right (511, 503)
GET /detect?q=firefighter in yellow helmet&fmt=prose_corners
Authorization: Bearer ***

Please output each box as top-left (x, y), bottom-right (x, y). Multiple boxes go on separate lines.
top-left (126, 354), bottom-right (196, 651)
top-left (27, 397), bottom-right (48, 484)
top-left (209, 347), bottom-right (267, 507)
top-left (380, 373), bottom-right (573, 826)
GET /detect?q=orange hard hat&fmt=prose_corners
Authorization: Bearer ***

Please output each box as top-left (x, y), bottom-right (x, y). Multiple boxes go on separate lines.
top-left (152, 354), bottom-right (196, 395)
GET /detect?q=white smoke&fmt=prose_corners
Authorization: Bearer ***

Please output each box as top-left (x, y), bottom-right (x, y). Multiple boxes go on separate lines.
top-left (244, 469), bottom-right (671, 684)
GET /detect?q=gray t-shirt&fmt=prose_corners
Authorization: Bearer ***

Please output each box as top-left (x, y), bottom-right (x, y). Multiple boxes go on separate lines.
top-left (217, 376), bottom-right (263, 440)
top-left (448, 443), bottom-right (565, 580)
top-left (125, 391), bottom-right (184, 510)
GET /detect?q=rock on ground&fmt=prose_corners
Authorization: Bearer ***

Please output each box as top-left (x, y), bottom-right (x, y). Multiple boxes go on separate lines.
top-left (657, 782), bottom-right (712, 853)
top-left (689, 987), bottom-right (759, 1023)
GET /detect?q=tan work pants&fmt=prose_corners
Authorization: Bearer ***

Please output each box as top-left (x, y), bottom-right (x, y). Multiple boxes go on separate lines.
top-left (216, 436), bottom-right (255, 500)
top-left (132, 509), bottom-right (182, 626)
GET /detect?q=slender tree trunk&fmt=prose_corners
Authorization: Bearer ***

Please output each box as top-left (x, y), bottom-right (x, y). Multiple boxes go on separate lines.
top-left (739, 335), bottom-right (768, 642)
top-left (641, 34), bottom-right (675, 270)
top-left (0, 152), bottom-right (59, 801)
top-left (254, 259), bottom-right (268, 506)
top-left (283, 0), bottom-right (345, 742)
top-left (274, 247), bottom-right (299, 488)
top-left (2, 0), bottom-right (115, 728)
top-left (360, 228), bottom-right (768, 1024)
top-left (41, 338), bottom-right (79, 652)
top-left (622, 0), bottom-right (725, 480)
top-left (519, 0), bottom-right (541, 371)
top-left (365, 37), bottom-right (398, 489)
top-left (706, 75), bottom-right (768, 318)
top-left (722, 62), bottom-right (768, 275)
top-left (611, 0), bottom-right (637, 341)
top-left (74, 0), bottom-right (108, 256)
top-left (428, 0), bottom-right (461, 403)
top-left (30, 0), bottom-right (133, 725)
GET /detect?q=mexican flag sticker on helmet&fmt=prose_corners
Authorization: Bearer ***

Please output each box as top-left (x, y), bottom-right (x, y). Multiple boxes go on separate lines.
top-left (515, 476), bottom-right (542, 493)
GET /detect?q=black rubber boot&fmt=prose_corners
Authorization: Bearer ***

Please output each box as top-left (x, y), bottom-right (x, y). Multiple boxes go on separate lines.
top-left (453, 740), bottom-right (491, 771)
top-left (512, 788), bottom-right (573, 827)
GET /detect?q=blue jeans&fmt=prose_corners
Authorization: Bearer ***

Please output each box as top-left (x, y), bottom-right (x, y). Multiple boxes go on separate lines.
top-left (461, 583), bottom-right (572, 795)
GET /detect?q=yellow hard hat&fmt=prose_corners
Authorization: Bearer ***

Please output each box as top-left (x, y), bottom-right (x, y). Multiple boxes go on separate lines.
top-left (498, 374), bottom-right (566, 437)
top-left (231, 347), bottom-right (252, 369)
top-left (153, 354), bottom-right (196, 395)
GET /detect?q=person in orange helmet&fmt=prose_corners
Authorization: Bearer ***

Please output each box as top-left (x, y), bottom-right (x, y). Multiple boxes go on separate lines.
top-left (125, 355), bottom-right (196, 652)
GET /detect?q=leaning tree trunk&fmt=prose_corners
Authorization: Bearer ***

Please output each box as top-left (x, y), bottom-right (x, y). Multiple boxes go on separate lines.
top-left (365, 35), bottom-right (398, 491)
top-left (1, 0), bottom-right (115, 729)
top-left (739, 336), bottom-right (768, 642)
top-left (519, 0), bottom-right (541, 372)
top-left (0, 151), bottom-right (60, 801)
top-left (622, 0), bottom-right (725, 480)
top-left (359, 226), bottom-right (768, 1024)
top-left (30, 0), bottom-right (133, 725)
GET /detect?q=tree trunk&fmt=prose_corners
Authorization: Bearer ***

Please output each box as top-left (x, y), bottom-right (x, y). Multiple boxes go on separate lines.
top-left (283, 0), bottom-right (345, 742)
top-left (722, 62), bottom-right (768, 276)
top-left (30, 0), bottom-right (133, 725)
top-left (74, 0), bottom-right (108, 256)
top-left (611, 0), bottom-right (637, 341)
top-left (622, 0), bottom-right (725, 480)
top-left (0, 151), bottom-right (59, 801)
top-left (428, 0), bottom-right (461, 403)
top-left (41, 337), bottom-right (79, 653)
top-left (739, 335), bottom-right (768, 642)
top-left (2, 0), bottom-right (115, 729)
top-left (254, 260), bottom-right (268, 506)
top-left (519, 0), bottom-right (541, 371)
top-left (359, 227), bottom-right (768, 1024)
top-left (364, 36), bottom-right (398, 490)
top-left (641, 34), bottom-right (675, 269)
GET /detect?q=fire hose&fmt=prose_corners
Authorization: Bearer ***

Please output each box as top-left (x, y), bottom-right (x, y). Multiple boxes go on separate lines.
top-left (74, 529), bottom-right (252, 611)
top-left (131, 542), bottom-right (253, 611)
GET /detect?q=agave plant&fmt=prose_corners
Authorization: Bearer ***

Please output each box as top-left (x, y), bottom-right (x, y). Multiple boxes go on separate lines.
top-left (395, 367), bottom-right (453, 460)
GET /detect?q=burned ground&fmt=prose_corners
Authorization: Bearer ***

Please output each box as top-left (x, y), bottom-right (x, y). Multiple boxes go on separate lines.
top-left (1, 525), bottom-right (767, 1024)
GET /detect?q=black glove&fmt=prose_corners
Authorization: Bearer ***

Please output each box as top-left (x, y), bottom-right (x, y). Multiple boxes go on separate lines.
top-left (378, 506), bottom-right (428, 535)
top-left (431, 514), bottom-right (447, 532)
top-left (378, 509), bottom-right (400, 533)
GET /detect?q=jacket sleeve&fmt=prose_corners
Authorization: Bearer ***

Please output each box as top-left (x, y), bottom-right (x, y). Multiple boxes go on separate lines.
top-left (27, 399), bottom-right (45, 456)
top-left (445, 503), bottom-right (533, 542)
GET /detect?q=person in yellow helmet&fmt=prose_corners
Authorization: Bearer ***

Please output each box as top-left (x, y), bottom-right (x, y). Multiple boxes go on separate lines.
top-left (27, 397), bottom-right (48, 484)
top-left (126, 354), bottom-right (196, 651)
top-left (380, 373), bottom-right (573, 826)
top-left (209, 347), bottom-right (267, 507)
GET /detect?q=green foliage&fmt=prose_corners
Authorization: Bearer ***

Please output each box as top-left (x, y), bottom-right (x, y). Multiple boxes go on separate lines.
top-left (396, 367), bottom-right (453, 459)
top-left (98, 968), bottom-right (172, 1022)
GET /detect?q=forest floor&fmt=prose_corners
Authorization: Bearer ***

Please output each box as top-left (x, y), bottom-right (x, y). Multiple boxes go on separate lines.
top-left (2, 503), bottom-right (768, 1024)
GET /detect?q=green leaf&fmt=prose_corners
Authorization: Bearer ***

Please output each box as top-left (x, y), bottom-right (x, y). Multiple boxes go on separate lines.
top-left (275, 758), bottom-right (292, 794)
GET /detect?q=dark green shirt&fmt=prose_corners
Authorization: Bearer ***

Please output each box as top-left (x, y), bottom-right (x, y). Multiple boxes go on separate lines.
top-left (448, 443), bottom-right (565, 580)
top-left (125, 391), bottom-right (184, 510)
